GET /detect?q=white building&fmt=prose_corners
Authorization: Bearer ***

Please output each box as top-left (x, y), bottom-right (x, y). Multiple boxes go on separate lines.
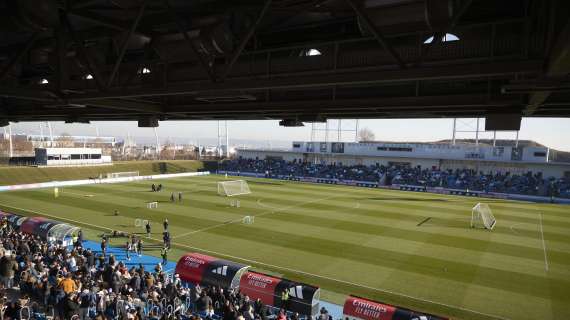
top-left (35, 148), bottom-right (112, 166)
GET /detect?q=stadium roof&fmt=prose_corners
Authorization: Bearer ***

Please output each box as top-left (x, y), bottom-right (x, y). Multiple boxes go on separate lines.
top-left (0, 0), bottom-right (569, 126)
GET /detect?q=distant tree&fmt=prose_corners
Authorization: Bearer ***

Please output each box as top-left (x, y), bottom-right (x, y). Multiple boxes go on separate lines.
top-left (358, 128), bottom-right (376, 142)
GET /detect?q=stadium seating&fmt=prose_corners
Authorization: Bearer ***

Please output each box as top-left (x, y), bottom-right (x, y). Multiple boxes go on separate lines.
top-left (222, 159), bottom-right (570, 198)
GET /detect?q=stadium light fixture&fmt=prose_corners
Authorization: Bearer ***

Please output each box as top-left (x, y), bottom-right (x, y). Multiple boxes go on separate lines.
top-left (300, 48), bottom-right (322, 57)
top-left (84, 74), bottom-right (94, 80)
top-left (39, 78), bottom-right (49, 84)
top-left (140, 67), bottom-right (151, 74)
top-left (424, 33), bottom-right (460, 44)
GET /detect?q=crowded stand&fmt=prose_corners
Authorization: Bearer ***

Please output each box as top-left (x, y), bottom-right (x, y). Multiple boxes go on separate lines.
top-left (0, 219), bottom-right (323, 320)
top-left (221, 159), bottom-right (570, 198)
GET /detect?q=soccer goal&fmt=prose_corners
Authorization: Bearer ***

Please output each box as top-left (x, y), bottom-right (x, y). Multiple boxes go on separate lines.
top-left (134, 219), bottom-right (149, 228)
top-left (242, 216), bottom-right (255, 224)
top-left (147, 202), bottom-right (158, 209)
top-left (217, 180), bottom-right (251, 197)
top-left (471, 203), bottom-right (497, 230)
top-left (107, 171), bottom-right (139, 179)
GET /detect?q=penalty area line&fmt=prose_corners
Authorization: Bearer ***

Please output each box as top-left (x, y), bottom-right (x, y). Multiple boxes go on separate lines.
top-left (174, 194), bottom-right (338, 239)
top-left (0, 201), bottom-right (510, 320)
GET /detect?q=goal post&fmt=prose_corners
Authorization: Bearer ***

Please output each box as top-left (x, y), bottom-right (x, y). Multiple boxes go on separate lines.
top-left (146, 202), bottom-right (158, 209)
top-left (218, 180), bottom-right (251, 197)
top-left (106, 171), bottom-right (139, 179)
top-left (471, 203), bottom-right (497, 230)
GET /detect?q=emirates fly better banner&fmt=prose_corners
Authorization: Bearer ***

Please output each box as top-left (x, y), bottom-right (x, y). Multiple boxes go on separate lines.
top-left (343, 296), bottom-right (448, 320)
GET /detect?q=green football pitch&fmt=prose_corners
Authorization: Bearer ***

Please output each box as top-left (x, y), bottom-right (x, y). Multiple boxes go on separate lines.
top-left (0, 174), bottom-right (568, 320)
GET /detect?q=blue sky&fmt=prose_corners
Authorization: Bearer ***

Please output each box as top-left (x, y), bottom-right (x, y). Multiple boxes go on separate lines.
top-left (8, 117), bottom-right (570, 152)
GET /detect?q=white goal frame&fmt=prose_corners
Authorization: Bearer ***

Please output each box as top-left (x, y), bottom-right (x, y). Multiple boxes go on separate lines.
top-left (107, 171), bottom-right (139, 179)
top-left (242, 216), bottom-right (255, 224)
top-left (217, 180), bottom-right (251, 197)
top-left (471, 203), bottom-right (496, 230)
top-left (147, 202), bottom-right (158, 209)
top-left (134, 219), bottom-right (149, 228)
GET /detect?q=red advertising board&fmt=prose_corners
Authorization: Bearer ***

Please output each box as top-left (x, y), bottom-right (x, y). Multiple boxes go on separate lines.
top-left (175, 253), bottom-right (217, 285)
top-left (343, 296), bottom-right (397, 320)
top-left (343, 296), bottom-right (448, 320)
top-left (20, 217), bottom-right (48, 235)
top-left (239, 271), bottom-right (282, 306)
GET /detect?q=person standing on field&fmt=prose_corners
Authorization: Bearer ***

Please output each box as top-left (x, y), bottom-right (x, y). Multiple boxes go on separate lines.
top-left (160, 247), bottom-right (168, 266)
top-left (178, 192), bottom-right (182, 202)
top-left (163, 218), bottom-right (169, 231)
top-left (145, 221), bottom-right (151, 238)
top-left (280, 288), bottom-right (289, 311)
top-left (125, 240), bottom-right (132, 260)
top-left (137, 239), bottom-right (143, 257)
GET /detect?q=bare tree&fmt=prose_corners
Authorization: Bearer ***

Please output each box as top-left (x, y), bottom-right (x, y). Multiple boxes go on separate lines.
top-left (358, 127), bottom-right (376, 142)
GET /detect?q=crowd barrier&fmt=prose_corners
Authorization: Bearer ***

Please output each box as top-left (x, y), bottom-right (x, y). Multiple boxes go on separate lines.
top-left (0, 171), bottom-right (210, 193)
top-left (219, 171), bottom-right (570, 204)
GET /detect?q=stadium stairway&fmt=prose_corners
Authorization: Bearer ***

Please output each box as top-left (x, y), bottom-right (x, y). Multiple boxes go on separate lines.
top-left (80, 240), bottom-right (343, 319)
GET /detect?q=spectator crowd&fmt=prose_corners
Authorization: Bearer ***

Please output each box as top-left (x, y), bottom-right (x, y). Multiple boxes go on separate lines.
top-left (222, 159), bottom-right (570, 198)
top-left (0, 219), bottom-right (321, 320)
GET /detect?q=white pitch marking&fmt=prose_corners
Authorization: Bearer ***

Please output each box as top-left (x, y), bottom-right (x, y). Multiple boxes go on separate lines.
top-left (509, 224), bottom-right (521, 235)
top-left (174, 194), bottom-right (337, 239)
top-left (256, 198), bottom-right (275, 209)
top-left (538, 212), bottom-right (549, 272)
top-left (0, 201), bottom-right (511, 320)
top-left (62, 191), bottom-right (95, 197)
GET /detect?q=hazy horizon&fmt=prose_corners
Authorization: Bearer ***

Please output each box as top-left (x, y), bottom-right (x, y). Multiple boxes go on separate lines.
top-left (6, 117), bottom-right (570, 152)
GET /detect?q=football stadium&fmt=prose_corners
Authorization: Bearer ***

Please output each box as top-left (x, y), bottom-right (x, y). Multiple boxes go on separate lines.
top-left (0, 0), bottom-right (570, 319)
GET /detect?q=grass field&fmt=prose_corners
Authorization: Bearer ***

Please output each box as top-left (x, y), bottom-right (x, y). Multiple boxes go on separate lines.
top-left (0, 160), bottom-right (206, 185)
top-left (0, 174), bottom-right (568, 320)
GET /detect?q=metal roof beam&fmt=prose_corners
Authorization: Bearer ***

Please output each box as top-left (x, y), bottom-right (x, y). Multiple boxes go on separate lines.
top-left (65, 60), bottom-right (541, 101)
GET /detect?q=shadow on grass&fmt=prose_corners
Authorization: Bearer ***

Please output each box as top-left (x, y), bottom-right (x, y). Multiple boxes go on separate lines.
top-left (366, 197), bottom-right (451, 202)
top-left (247, 180), bottom-right (284, 186)
top-left (421, 217), bottom-right (472, 229)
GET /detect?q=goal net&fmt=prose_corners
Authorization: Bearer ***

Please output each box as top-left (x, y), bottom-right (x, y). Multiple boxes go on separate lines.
top-left (471, 203), bottom-right (496, 230)
top-left (107, 171), bottom-right (139, 179)
top-left (218, 180), bottom-right (251, 197)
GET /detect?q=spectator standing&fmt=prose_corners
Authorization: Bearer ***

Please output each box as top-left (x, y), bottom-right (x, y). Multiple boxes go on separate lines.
top-left (0, 253), bottom-right (17, 289)
top-left (100, 238), bottom-right (107, 258)
top-left (59, 273), bottom-right (77, 294)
